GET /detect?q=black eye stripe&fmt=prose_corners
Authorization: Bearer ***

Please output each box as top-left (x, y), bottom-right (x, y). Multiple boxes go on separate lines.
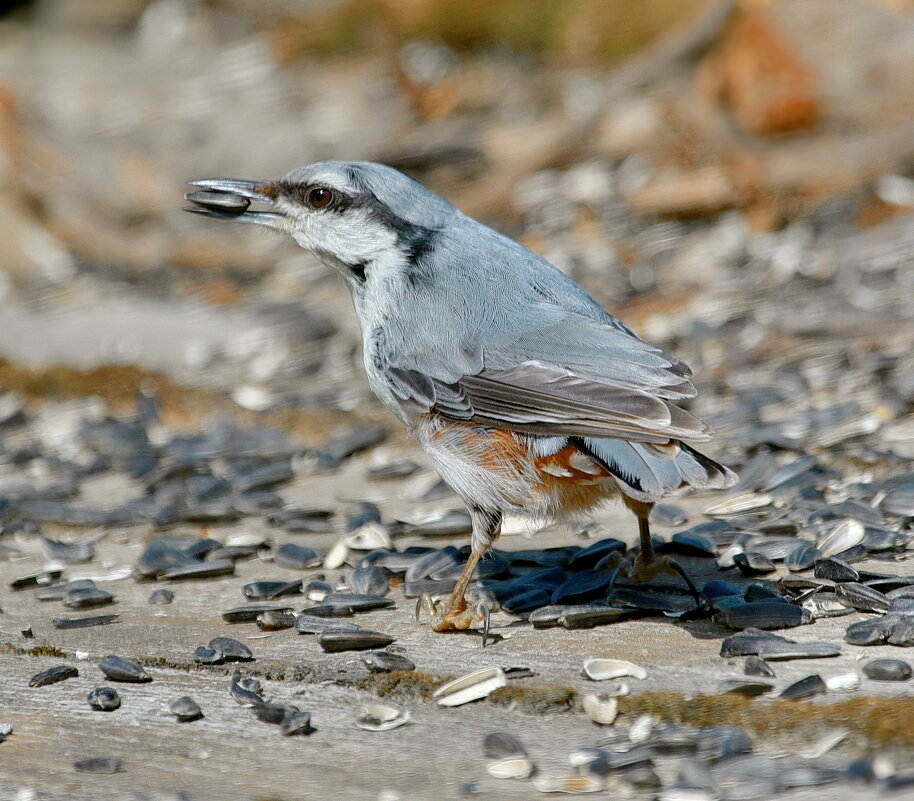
top-left (348, 261), bottom-right (367, 283)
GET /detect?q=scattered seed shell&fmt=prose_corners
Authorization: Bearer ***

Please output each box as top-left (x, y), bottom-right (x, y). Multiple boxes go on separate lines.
top-left (582, 694), bottom-right (618, 725)
top-left (355, 704), bottom-right (410, 731)
top-left (582, 658), bottom-right (647, 681)
top-left (433, 667), bottom-right (507, 707)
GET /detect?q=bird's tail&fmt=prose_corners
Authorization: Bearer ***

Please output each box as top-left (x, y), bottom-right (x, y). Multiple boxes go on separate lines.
top-left (575, 437), bottom-right (738, 504)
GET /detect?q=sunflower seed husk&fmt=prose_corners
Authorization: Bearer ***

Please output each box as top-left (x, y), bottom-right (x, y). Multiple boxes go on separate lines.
top-left (532, 775), bottom-right (603, 793)
top-left (484, 732), bottom-right (527, 759)
top-left (800, 728), bottom-right (848, 759)
top-left (98, 655), bottom-right (151, 683)
top-left (222, 603), bottom-right (294, 623)
top-left (487, 756), bottom-right (536, 780)
top-left (779, 674), bottom-right (827, 700)
top-left (733, 552), bottom-right (776, 576)
top-left (29, 664), bottom-right (78, 687)
top-left (61, 587), bottom-right (113, 608)
top-left (817, 519), bottom-right (865, 558)
top-left (719, 602), bottom-right (811, 630)
top-left (53, 614), bottom-right (119, 629)
top-left (169, 695), bottom-right (203, 721)
top-left (814, 557), bottom-right (859, 582)
top-left (582, 693), bottom-right (619, 725)
top-left (355, 704), bottom-right (410, 732)
top-left (824, 672), bottom-right (860, 693)
top-left (279, 709), bottom-right (313, 736)
top-left (348, 565), bottom-right (391, 596)
top-left (229, 671), bottom-right (265, 706)
top-left (317, 629), bottom-right (395, 653)
top-left (206, 637), bottom-right (252, 661)
top-left (755, 641), bottom-right (841, 660)
top-left (718, 679), bottom-right (773, 697)
top-left (433, 667), bottom-right (506, 707)
top-left (360, 650), bottom-right (416, 673)
top-left (784, 541), bottom-right (820, 571)
top-left (256, 610), bottom-right (296, 630)
top-left (193, 646), bottom-right (224, 665)
top-left (321, 592), bottom-right (395, 612)
top-left (844, 616), bottom-right (898, 645)
top-left (74, 756), bottom-right (122, 774)
top-left (744, 656), bottom-right (776, 677)
top-left (274, 543), bottom-right (323, 570)
top-left (862, 658), bottom-right (913, 681)
top-left (185, 189), bottom-right (251, 211)
top-left (148, 588), bottom-right (174, 605)
top-left (582, 658), bottom-right (647, 681)
top-left (86, 687), bottom-right (120, 711)
top-left (242, 580), bottom-right (302, 600)
top-left (835, 582), bottom-right (890, 613)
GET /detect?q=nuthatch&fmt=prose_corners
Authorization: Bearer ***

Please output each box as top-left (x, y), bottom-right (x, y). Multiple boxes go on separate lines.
top-left (186, 161), bottom-right (737, 642)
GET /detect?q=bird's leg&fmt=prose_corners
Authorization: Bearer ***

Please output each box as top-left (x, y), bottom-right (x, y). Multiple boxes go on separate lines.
top-left (624, 498), bottom-right (700, 604)
top-left (419, 507), bottom-right (500, 642)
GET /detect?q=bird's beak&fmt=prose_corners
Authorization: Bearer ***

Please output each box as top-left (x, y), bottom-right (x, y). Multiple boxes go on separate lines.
top-left (183, 178), bottom-right (285, 229)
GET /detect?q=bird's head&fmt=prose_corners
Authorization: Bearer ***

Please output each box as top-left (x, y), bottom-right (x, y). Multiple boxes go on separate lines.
top-left (185, 161), bottom-right (455, 291)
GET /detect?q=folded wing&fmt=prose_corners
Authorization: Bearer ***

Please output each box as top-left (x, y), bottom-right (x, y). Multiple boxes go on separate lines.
top-left (384, 309), bottom-right (711, 444)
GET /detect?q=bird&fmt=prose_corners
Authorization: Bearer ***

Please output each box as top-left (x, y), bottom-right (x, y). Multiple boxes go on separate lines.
top-left (185, 161), bottom-right (738, 641)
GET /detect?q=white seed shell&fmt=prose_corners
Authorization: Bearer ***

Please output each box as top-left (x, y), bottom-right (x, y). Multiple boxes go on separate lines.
top-left (322, 538), bottom-right (348, 571)
top-left (345, 521), bottom-right (392, 550)
top-left (487, 756), bottom-right (535, 780)
top-left (824, 672), bottom-right (860, 693)
top-left (532, 775), bottom-right (603, 793)
top-left (582, 694), bottom-right (618, 726)
top-left (705, 493), bottom-right (772, 516)
top-left (355, 704), bottom-right (410, 731)
top-left (801, 728), bottom-right (848, 759)
top-left (433, 667), bottom-right (506, 707)
top-left (582, 658), bottom-right (647, 681)
top-left (817, 519), bottom-right (865, 558)
top-left (629, 713), bottom-right (655, 743)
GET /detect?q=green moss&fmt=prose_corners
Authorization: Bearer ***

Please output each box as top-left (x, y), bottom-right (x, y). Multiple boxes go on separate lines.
top-left (358, 669), bottom-right (450, 701)
top-left (0, 642), bottom-right (71, 658)
top-left (621, 691), bottom-right (914, 747)
top-left (489, 683), bottom-right (577, 713)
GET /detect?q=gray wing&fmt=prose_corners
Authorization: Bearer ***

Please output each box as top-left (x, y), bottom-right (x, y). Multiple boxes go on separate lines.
top-left (384, 310), bottom-right (711, 444)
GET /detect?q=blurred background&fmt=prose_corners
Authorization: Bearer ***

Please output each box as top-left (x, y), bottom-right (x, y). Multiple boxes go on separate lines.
top-left (0, 0), bottom-right (913, 463)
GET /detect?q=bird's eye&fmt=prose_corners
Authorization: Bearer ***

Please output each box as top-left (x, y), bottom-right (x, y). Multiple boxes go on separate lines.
top-left (307, 187), bottom-right (333, 208)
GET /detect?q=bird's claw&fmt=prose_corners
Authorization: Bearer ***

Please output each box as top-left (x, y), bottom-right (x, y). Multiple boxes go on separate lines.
top-left (416, 593), bottom-right (490, 645)
top-left (620, 554), bottom-right (702, 607)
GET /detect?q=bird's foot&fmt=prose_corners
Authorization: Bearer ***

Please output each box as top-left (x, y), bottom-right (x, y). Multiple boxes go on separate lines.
top-left (416, 594), bottom-right (491, 646)
top-left (626, 553), bottom-right (701, 606)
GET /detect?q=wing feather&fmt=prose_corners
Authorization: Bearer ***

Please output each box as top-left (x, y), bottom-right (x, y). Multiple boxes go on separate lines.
top-left (381, 306), bottom-right (710, 443)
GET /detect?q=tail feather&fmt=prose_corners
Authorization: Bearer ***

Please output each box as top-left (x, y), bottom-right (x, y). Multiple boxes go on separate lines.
top-left (575, 437), bottom-right (738, 504)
